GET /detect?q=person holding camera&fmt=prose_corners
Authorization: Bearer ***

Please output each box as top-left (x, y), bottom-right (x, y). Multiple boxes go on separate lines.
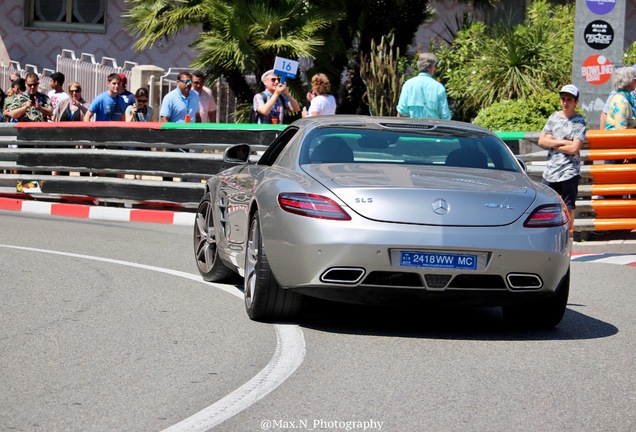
top-left (125, 88), bottom-right (154, 122)
top-left (5, 72), bottom-right (52, 122)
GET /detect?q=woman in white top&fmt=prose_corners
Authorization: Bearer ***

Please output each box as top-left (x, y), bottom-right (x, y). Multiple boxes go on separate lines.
top-left (303, 73), bottom-right (336, 117)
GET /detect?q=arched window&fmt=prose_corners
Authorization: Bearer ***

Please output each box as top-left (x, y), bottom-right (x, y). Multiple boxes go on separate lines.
top-left (26, 0), bottom-right (105, 32)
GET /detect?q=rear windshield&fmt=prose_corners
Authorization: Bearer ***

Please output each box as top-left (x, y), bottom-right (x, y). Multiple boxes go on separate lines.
top-left (299, 126), bottom-right (520, 172)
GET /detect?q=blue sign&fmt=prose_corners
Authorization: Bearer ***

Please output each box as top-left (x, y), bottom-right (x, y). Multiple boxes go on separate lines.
top-left (273, 57), bottom-right (299, 84)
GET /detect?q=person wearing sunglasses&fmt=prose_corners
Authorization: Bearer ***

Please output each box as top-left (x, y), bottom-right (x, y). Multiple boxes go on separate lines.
top-left (5, 72), bottom-right (52, 122)
top-left (160, 71), bottom-right (201, 123)
top-left (53, 82), bottom-right (87, 122)
top-left (253, 69), bottom-right (300, 124)
top-left (125, 87), bottom-right (155, 122)
top-left (191, 71), bottom-right (217, 123)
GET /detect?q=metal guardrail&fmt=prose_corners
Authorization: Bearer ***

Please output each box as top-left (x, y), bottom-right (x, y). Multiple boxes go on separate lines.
top-left (3, 50), bottom-right (244, 124)
top-left (1, 124), bottom-right (635, 232)
top-left (0, 123), bottom-right (279, 209)
top-left (519, 129), bottom-right (636, 232)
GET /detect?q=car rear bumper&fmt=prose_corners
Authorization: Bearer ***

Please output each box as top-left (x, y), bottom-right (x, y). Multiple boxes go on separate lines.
top-left (262, 212), bottom-right (571, 301)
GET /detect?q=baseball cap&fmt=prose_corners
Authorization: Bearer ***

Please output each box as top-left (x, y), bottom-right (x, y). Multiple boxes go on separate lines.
top-left (117, 73), bottom-right (127, 86)
top-left (261, 69), bottom-right (279, 83)
top-left (559, 84), bottom-right (579, 98)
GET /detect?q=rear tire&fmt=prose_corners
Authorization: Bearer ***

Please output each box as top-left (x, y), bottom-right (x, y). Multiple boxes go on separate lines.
top-left (244, 210), bottom-right (302, 322)
top-left (502, 269), bottom-right (570, 329)
top-left (193, 192), bottom-right (234, 282)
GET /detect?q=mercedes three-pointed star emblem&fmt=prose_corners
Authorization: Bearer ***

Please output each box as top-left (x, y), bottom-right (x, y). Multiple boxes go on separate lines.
top-left (432, 198), bottom-right (449, 215)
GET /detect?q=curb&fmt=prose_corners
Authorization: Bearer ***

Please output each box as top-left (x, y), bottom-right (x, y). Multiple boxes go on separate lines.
top-left (0, 197), bottom-right (194, 226)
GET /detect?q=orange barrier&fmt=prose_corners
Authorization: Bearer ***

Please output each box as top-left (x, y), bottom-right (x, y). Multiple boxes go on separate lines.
top-left (586, 130), bottom-right (636, 149)
top-left (587, 218), bottom-right (636, 231)
top-left (587, 149), bottom-right (636, 160)
top-left (588, 164), bottom-right (636, 184)
top-left (590, 183), bottom-right (636, 196)
top-left (576, 130), bottom-right (636, 231)
top-left (590, 200), bottom-right (636, 218)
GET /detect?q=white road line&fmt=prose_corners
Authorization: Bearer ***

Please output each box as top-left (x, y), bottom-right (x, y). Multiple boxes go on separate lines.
top-left (0, 244), bottom-right (306, 431)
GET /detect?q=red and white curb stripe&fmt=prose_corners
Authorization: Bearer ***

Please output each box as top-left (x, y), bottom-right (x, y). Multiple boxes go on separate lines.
top-left (0, 197), bottom-right (194, 226)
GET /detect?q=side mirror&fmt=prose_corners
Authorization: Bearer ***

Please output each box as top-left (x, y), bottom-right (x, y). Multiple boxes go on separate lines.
top-left (224, 144), bottom-right (251, 164)
top-left (516, 157), bottom-right (527, 171)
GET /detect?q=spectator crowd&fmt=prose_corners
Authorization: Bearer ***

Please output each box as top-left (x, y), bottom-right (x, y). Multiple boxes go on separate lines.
top-left (1, 70), bottom-right (218, 125)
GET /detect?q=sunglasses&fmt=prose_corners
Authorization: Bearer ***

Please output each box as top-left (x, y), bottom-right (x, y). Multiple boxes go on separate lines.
top-left (270, 78), bottom-right (281, 82)
top-left (180, 79), bottom-right (193, 84)
top-left (136, 99), bottom-right (148, 103)
top-left (70, 89), bottom-right (81, 93)
top-left (27, 82), bottom-right (39, 87)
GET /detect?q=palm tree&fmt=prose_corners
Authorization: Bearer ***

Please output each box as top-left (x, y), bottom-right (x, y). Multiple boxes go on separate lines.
top-left (123, 0), bottom-right (340, 104)
top-left (123, 0), bottom-right (502, 117)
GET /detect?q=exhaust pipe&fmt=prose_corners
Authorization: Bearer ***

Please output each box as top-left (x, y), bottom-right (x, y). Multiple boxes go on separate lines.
top-left (507, 273), bottom-right (543, 290)
top-left (321, 267), bottom-right (365, 284)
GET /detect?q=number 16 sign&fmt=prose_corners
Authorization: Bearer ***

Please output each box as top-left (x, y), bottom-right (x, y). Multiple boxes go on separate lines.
top-left (273, 56), bottom-right (299, 83)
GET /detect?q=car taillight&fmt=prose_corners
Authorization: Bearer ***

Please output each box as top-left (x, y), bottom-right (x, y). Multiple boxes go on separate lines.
top-left (524, 204), bottom-right (569, 228)
top-left (278, 193), bottom-right (351, 220)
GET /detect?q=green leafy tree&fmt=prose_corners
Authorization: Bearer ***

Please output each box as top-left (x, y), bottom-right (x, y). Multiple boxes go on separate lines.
top-left (432, 0), bottom-right (574, 123)
top-left (301, 0), bottom-right (435, 114)
top-left (623, 41), bottom-right (636, 66)
top-left (123, 0), bottom-right (341, 107)
top-left (124, 0), bottom-right (501, 119)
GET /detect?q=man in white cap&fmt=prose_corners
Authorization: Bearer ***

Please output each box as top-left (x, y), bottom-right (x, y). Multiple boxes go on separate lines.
top-left (538, 84), bottom-right (586, 235)
top-left (253, 69), bottom-right (300, 124)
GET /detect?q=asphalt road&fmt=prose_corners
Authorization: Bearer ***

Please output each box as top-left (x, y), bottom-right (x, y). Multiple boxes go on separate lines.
top-left (1, 211), bottom-right (635, 432)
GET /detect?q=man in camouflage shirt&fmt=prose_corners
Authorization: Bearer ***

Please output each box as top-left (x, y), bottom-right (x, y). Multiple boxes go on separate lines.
top-left (538, 84), bottom-right (586, 235)
top-left (5, 72), bottom-right (52, 122)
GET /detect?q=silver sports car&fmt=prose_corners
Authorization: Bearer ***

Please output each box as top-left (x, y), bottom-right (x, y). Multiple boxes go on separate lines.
top-left (194, 116), bottom-right (571, 327)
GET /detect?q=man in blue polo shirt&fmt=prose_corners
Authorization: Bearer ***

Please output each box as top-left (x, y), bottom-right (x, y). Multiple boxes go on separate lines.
top-left (160, 71), bottom-right (201, 123)
top-left (84, 73), bottom-right (127, 121)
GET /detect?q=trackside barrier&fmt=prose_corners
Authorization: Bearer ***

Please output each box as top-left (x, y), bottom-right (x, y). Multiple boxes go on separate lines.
top-left (1, 124), bottom-right (635, 233)
top-left (0, 122), bottom-right (281, 209)
top-left (520, 129), bottom-right (636, 232)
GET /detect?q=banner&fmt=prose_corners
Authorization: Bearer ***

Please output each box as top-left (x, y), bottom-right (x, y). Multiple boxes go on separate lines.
top-left (572, 0), bottom-right (626, 129)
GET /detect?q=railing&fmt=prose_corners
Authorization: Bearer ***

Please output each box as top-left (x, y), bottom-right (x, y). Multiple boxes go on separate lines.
top-left (55, 50), bottom-right (137, 105)
top-left (2, 123), bottom-right (635, 233)
top-left (0, 122), bottom-right (280, 209)
top-left (519, 130), bottom-right (636, 232)
top-left (3, 50), bottom-right (243, 123)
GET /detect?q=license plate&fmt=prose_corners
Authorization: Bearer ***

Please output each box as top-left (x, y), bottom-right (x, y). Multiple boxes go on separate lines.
top-left (400, 251), bottom-right (478, 270)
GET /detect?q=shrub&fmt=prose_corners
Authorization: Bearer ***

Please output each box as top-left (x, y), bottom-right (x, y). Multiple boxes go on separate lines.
top-left (473, 91), bottom-right (561, 131)
top-left (432, 0), bottom-right (574, 123)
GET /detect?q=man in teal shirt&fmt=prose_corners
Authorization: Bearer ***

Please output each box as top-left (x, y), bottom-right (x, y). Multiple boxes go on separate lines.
top-left (396, 53), bottom-right (451, 120)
